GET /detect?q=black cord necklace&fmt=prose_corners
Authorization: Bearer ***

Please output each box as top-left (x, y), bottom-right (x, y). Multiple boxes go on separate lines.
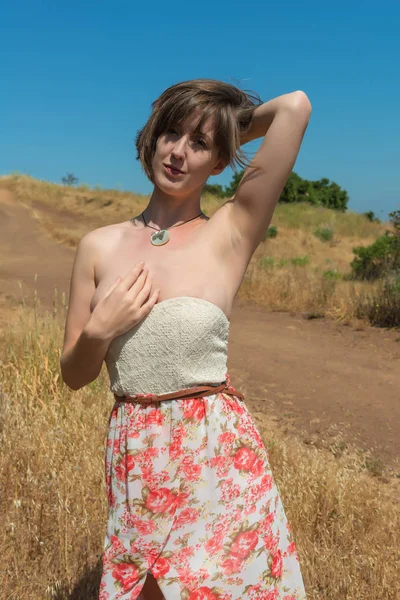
top-left (140, 211), bottom-right (205, 246)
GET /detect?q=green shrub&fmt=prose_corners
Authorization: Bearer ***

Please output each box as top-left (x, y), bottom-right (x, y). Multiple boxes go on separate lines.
top-left (323, 269), bottom-right (342, 280)
top-left (314, 226), bottom-right (334, 242)
top-left (259, 257), bottom-right (276, 268)
top-left (355, 276), bottom-right (400, 327)
top-left (350, 233), bottom-right (400, 280)
top-left (270, 226), bottom-right (278, 238)
top-left (392, 274), bottom-right (400, 292)
top-left (259, 256), bottom-right (309, 269)
top-left (291, 256), bottom-right (310, 266)
top-left (264, 225), bottom-right (278, 239)
top-left (364, 210), bottom-right (381, 224)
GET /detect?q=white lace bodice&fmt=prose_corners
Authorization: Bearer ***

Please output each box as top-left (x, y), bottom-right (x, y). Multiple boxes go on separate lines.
top-left (104, 296), bottom-right (230, 396)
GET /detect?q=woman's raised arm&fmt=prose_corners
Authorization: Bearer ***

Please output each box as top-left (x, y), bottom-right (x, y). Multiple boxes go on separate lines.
top-left (228, 90), bottom-right (312, 255)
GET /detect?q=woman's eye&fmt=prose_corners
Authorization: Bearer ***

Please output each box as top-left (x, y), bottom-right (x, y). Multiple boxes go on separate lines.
top-left (166, 129), bottom-right (207, 148)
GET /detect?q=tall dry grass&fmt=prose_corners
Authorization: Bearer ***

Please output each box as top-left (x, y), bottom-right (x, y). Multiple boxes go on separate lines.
top-left (0, 294), bottom-right (399, 599)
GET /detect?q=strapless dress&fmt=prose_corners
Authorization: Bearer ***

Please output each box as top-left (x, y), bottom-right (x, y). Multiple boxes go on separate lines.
top-left (99, 296), bottom-right (307, 600)
top-left (104, 296), bottom-right (230, 396)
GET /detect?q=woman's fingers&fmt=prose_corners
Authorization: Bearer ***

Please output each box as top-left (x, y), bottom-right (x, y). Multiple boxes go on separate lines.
top-left (118, 262), bottom-right (147, 291)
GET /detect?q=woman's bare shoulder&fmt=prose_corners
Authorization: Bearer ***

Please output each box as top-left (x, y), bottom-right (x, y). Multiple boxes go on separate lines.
top-left (77, 221), bottom-right (133, 267)
top-left (82, 219), bottom-right (134, 245)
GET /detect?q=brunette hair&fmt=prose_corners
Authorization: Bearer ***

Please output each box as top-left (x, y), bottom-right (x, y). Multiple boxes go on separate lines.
top-left (134, 78), bottom-right (263, 183)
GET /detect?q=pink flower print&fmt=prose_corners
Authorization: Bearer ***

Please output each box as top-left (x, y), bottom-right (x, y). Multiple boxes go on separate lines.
top-left (106, 534), bottom-right (127, 561)
top-left (98, 577), bottom-right (110, 600)
top-left (182, 461), bottom-right (202, 481)
top-left (221, 395), bottom-right (245, 415)
top-left (263, 533), bottom-right (277, 552)
top-left (169, 439), bottom-right (183, 460)
top-left (172, 489), bottom-right (190, 510)
top-left (184, 399), bottom-right (206, 420)
top-left (259, 474), bottom-right (273, 493)
top-left (105, 473), bottom-right (116, 508)
top-left (176, 545), bottom-right (195, 565)
top-left (287, 541), bottom-right (297, 555)
top-left (114, 454), bottom-right (135, 482)
top-left (220, 554), bottom-right (243, 575)
top-left (205, 532), bottom-right (224, 555)
top-left (145, 487), bottom-right (176, 514)
top-left (251, 458), bottom-right (265, 478)
top-left (143, 447), bottom-right (159, 462)
top-left (218, 431), bottom-right (236, 444)
top-left (229, 530), bottom-right (258, 559)
top-left (152, 556), bottom-right (170, 578)
top-left (218, 431), bottom-right (236, 454)
top-left (209, 455), bottom-right (232, 477)
top-left (233, 447), bottom-right (258, 471)
top-left (134, 518), bottom-right (158, 536)
top-left (188, 586), bottom-right (218, 599)
top-left (146, 408), bottom-right (163, 425)
top-left (176, 566), bottom-right (199, 589)
top-left (111, 562), bottom-right (140, 592)
top-left (244, 503), bottom-right (257, 515)
top-left (220, 478), bottom-right (241, 503)
top-left (172, 507), bottom-right (200, 530)
top-left (271, 548), bottom-right (283, 578)
top-left (112, 438), bottom-right (121, 455)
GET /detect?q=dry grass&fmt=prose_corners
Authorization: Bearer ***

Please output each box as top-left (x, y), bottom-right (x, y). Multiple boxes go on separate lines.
top-left (0, 298), bottom-right (399, 599)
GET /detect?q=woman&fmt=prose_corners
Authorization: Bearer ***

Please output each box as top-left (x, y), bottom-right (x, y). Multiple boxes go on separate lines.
top-left (60, 79), bottom-right (312, 600)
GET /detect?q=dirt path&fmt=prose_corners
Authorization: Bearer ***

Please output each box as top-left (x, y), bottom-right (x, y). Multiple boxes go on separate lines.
top-left (1, 187), bottom-right (399, 472)
top-left (0, 189), bottom-right (75, 310)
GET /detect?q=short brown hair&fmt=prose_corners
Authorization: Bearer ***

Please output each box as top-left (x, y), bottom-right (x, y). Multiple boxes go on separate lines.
top-left (134, 78), bottom-right (263, 183)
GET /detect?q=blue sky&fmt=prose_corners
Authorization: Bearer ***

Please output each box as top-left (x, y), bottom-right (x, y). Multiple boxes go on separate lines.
top-left (1, 1), bottom-right (399, 222)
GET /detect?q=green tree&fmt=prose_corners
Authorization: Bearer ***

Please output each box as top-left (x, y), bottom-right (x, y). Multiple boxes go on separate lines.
top-left (309, 178), bottom-right (348, 211)
top-left (364, 210), bottom-right (381, 223)
top-left (222, 169), bottom-right (349, 211)
top-left (203, 183), bottom-right (225, 198)
top-left (223, 170), bottom-right (245, 197)
top-left (280, 172), bottom-right (302, 203)
top-left (61, 173), bottom-right (79, 186)
top-left (388, 209), bottom-right (400, 234)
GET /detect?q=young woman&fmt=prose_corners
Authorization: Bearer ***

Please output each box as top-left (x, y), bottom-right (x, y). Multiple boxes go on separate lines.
top-left (60, 79), bottom-right (312, 600)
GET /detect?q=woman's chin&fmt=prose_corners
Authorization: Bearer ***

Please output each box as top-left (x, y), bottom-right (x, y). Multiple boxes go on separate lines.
top-left (155, 173), bottom-right (188, 193)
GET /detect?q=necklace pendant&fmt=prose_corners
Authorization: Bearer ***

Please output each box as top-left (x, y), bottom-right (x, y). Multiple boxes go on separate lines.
top-left (150, 229), bottom-right (170, 246)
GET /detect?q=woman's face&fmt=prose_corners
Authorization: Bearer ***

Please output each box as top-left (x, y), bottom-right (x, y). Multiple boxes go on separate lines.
top-left (151, 112), bottom-right (225, 195)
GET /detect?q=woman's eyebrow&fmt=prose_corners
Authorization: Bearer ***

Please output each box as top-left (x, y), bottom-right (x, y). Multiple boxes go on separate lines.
top-left (174, 125), bottom-right (213, 142)
top-left (196, 130), bottom-right (212, 143)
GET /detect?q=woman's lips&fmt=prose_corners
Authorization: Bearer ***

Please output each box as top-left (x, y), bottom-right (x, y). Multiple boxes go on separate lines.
top-left (164, 165), bottom-right (184, 176)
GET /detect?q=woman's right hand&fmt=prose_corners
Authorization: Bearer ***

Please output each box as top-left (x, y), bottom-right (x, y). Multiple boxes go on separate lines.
top-left (90, 262), bottom-right (160, 340)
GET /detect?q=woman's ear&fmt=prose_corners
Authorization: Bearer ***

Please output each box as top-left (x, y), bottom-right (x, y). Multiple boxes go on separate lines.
top-left (210, 157), bottom-right (228, 176)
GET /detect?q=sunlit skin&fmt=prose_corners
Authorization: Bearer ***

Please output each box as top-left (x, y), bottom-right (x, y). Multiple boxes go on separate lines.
top-left (142, 110), bottom-right (228, 230)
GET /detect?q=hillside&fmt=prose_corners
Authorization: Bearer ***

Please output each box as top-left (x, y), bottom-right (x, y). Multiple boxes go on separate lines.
top-left (1, 172), bottom-right (394, 324)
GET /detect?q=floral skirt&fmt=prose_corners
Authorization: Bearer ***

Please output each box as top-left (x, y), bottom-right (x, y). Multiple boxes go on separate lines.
top-left (99, 390), bottom-right (307, 600)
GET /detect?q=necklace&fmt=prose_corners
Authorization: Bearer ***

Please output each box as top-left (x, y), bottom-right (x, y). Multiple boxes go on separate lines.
top-left (140, 211), bottom-right (205, 246)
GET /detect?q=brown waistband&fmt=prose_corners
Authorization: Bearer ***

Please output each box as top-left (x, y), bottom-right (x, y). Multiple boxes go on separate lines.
top-left (113, 377), bottom-right (245, 405)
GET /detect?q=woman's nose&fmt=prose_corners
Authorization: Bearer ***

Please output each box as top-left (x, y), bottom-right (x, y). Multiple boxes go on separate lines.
top-left (171, 136), bottom-right (188, 157)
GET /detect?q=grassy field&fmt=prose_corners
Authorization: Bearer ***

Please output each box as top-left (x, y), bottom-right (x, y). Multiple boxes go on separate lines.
top-left (0, 174), bottom-right (399, 599)
top-left (0, 304), bottom-right (399, 599)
